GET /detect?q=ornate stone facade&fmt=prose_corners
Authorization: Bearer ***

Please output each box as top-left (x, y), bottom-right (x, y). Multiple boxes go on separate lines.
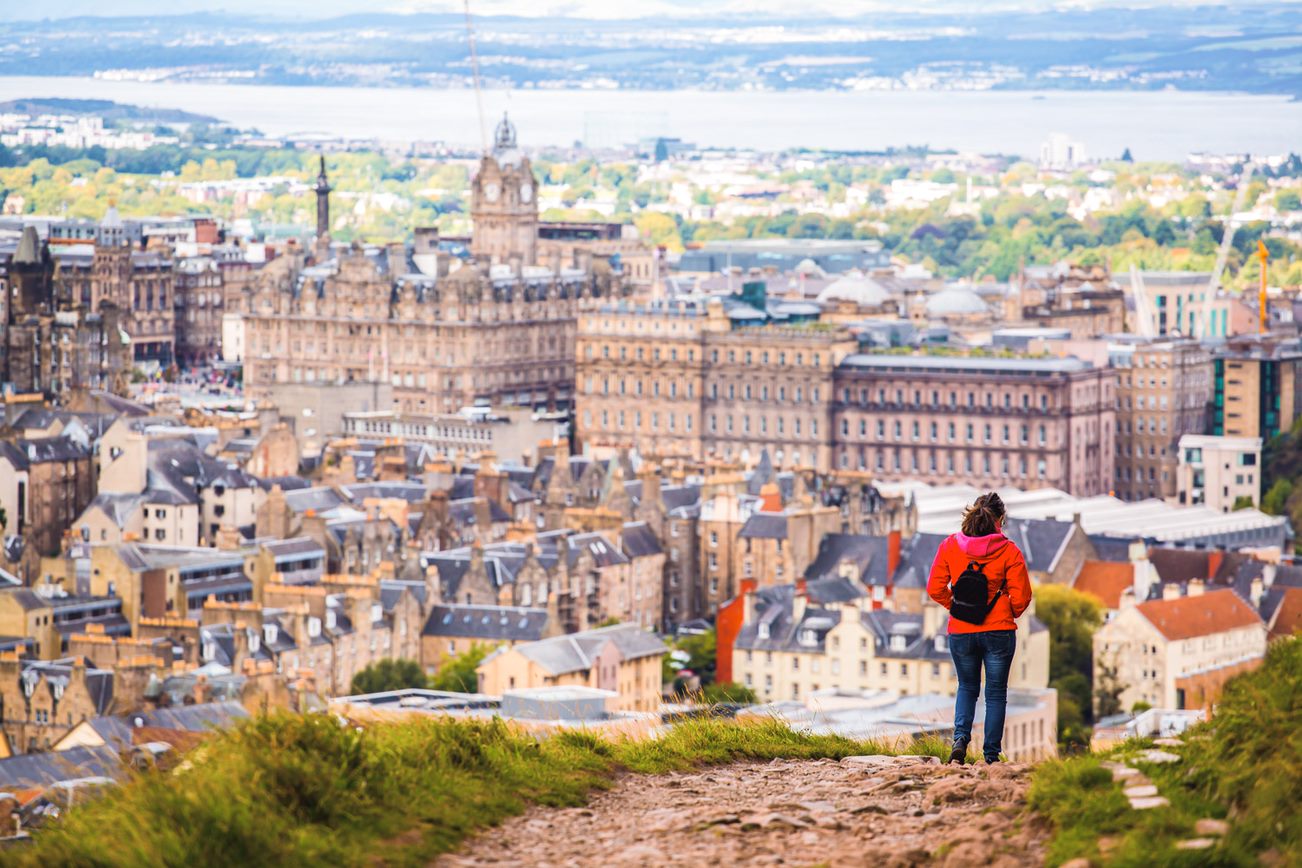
top-left (242, 117), bottom-right (624, 415)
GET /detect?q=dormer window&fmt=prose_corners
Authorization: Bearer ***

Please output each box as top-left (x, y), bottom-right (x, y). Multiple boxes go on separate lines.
top-left (263, 623), bottom-right (277, 645)
top-left (890, 634), bottom-right (906, 651)
top-left (799, 629), bottom-right (817, 647)
top-left (757, 623), bottom-right (770, 640)
top-left (934, 635), bottom-right (947, 653)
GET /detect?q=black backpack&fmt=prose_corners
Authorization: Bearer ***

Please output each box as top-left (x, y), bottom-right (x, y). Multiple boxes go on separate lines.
top-left (949, 560), bottom-right (1006, 626)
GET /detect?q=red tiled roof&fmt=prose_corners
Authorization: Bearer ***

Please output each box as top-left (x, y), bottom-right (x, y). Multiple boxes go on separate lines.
top-left (1268, 587), bottom-right (1302, 641)
top-left (1073, 560), bottom-right (1134, 609)
top-left (1137, 589), bottom-right (1263, 641)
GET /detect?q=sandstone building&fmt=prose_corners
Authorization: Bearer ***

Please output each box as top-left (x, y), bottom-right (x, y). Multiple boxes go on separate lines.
top-left (1111, 338), bottom-right (1211, 501)
top-left (243, 116), bottom-right (626, 416)
top-left (576, 298), bottom-right (1117, 495)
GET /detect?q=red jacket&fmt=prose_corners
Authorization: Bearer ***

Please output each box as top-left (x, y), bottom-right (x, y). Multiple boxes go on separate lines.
top-left (926, 531), bottom-right (1032, 634)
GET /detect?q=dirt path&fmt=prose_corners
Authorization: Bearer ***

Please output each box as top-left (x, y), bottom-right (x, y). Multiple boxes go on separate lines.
top-left (436, 755), bottom-right (1048, 867)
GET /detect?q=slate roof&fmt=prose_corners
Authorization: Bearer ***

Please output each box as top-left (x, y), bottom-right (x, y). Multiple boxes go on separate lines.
top-left (84, 492), bottom-right (147, 529)
top-left (422, 604), bottom-right (549, 641)
top-left (738, 512), bottom-right (788, 540)
top-left (283, 487), bottom-right (347, 514)
top-left (0, 744), bottom-right (122, 789)
top-left (893, 533), bottom-right (948, 589)
top-left (510, 623), bottom-right (665, 675)
top-left (565, 532), bottom-right (628, 568)
top-left (81, 701), bottom-right (250, 749)
top-left (1001, 518), bottom-right (1074, 575)
top-left (0, 435), bottom-right (90, 467)
top-left (1, 587), bottom-right (51, 610)
top-left (380, 579), bottom-right (427, 611)
top-left (805, 576), bottom-right (866, 605)
top-left (341, 481), bottom-right (427, 504)
top-left (1088, 534), bottom-right (1137, 563)
top-left (620, 522), bottom-right (663, 558)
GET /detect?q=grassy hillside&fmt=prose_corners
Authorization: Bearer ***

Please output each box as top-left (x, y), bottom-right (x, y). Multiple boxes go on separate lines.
top-left (1029, 636), bottom-right (1301, 866)
top-left (16, 715), bottom-right (934, 866)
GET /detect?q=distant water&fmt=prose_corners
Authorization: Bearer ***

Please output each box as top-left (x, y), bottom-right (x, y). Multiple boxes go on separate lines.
top-left (0, 76), bottom-right (1297, 160)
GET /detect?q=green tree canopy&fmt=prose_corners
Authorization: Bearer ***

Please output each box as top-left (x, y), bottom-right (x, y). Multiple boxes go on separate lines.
top-left (430, 644), bottom-right (492, 693)
top-left (349, 658), bottom-right (426, 695)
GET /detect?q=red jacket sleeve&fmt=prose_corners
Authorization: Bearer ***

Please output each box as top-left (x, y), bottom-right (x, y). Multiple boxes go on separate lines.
top-left (927, 538), bottom-right (953, 611)
top-left (1005, 548), bottom-right (1032, 618)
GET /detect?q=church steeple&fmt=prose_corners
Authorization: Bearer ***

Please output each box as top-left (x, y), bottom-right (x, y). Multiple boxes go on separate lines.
top-left (315, 155), bottom-right (332, 250)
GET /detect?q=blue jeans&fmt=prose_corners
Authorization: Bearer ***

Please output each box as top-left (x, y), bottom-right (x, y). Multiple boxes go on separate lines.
top-left (948, 630), bottom-right (1016, 762)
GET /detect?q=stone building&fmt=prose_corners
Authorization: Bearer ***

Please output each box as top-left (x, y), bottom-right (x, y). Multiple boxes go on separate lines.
top-left (476, 623), bottom-right (666, 713)
top-left (243, 116), bottom-right (625, 416)
top-left (1092, 585), bottom-right (1265, 712)
top-left (0, 436), bottom-right (95, 561)
top-left (0, 227), bottom-right (131, 398)
top-left (729, 579), bottom-right (1049, 706)
top-left (173, 255), bottom-right (224, 366)
top-left (0, 656), bottom-right (116, 754)
top-left (1110, 338), bottom-right (1212, 502)
top-left (575, 297), bottom-right (857, 470)
top-left (831, 355), bottom-right (1116, 497)
top-left (52, 210), bottom-right (176, 369)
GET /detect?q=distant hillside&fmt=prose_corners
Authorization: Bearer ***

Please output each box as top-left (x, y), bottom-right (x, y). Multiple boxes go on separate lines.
top-left (0, 98), bottom-right (218, 124)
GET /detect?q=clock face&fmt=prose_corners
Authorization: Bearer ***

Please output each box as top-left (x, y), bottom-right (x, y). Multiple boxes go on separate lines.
top-left (520, 183), bottom-right (533, 204)
top-left (484, 183), bottom-right (500, 202)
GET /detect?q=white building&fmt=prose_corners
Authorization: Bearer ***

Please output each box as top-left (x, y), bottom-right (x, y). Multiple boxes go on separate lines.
top-left (1092, 585), bottom-right (1265, 712)
top-left (1040, 133), bottom-right (1087, 170)
top-left (1177, 434), bottom-right (1263, 513)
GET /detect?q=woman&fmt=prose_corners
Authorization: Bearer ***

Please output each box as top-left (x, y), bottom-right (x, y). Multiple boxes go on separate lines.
top-left (926, 492), bottom-right (1032, 764)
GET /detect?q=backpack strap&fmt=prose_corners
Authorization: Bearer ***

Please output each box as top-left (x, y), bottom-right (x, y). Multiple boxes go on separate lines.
top-left (983, 573), bottom-right (1009, 618)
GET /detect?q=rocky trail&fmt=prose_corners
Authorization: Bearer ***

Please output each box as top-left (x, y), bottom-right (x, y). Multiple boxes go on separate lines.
top-left (436, 755), bottom-right (1049, 867)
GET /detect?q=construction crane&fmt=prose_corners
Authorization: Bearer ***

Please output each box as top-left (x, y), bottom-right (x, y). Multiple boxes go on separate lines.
top-left (1257, 237), bottom-right (1270, 334)
top-left (1127, 264), bottom-right (1156, 338)
top-left (463, 0), bottom-right (488, 153)
top-left (1196, 161), bottom-right (1255, 339)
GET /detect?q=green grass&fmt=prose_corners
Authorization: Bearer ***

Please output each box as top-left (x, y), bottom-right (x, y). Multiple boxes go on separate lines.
top-left (15, 714), bottom-right (915, 867)
top-left (1029, 636), bottom-right (1302, 867)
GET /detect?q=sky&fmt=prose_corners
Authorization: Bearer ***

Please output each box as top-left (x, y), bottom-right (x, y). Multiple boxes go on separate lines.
top-left (15, 0), bottom-right (1299, 22)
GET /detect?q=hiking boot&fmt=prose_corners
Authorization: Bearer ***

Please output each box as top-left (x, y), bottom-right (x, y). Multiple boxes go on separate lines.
top-left (948, 740), bottom-right (968, 765)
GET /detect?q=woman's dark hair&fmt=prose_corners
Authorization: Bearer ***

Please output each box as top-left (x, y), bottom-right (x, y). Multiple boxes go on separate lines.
top-left (960, 492), bottom-right (1006, 537)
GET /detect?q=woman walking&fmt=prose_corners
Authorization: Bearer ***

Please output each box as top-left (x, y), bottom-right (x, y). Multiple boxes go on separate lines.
top-left (926, 492), bottom-right (1033, 764)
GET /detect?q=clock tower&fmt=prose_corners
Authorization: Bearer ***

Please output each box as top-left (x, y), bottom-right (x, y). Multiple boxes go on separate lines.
top-left (470, 113), bottom-right (538, 266)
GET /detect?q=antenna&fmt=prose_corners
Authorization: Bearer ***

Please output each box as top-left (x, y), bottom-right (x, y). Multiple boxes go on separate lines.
top-left (463, 0), bottom-right (488, 153)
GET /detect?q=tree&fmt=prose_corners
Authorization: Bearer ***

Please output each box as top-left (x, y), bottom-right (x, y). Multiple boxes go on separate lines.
top-left (1262, 478), bottom-right (1293, 516)
top-left (1232, 495), bottom-right (1256, 511)
top-left (1036, 585), bottom-right (1104, 746)
top-left (1034, 585), bottom-right (1102, 685)
top-left (1094, 655), bottom-right (1126, 719)
top-left (429, 644), bottom-right (491, 693)
top-left (349, 658), bottom-right (426, 695)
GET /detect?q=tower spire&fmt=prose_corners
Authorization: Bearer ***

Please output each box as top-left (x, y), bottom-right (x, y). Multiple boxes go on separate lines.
top-left (315, 155), bottom-right (332, 251)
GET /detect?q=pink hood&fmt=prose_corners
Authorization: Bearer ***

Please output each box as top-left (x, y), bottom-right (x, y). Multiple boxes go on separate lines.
top-left (953, 531), bottom-right (1009, 558)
